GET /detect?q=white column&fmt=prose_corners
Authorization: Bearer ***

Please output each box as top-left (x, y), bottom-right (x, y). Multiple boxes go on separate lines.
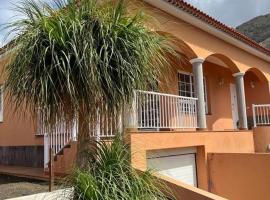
top-left (44, 133), bottom-right (49, 169)
top-left (72, 118), bottom-right (78, 141)
top-left (233, 72), bottom-right (248, 130)
top-left (126, 91), bottom-right (138, 128)
top-left (96, 109), bottom-right (101, 141)
top-left (190, 58), bottom-right (207, 130)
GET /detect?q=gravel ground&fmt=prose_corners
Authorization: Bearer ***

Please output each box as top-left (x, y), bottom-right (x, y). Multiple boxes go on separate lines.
top-left (0, 175), bottom-right (52, 200)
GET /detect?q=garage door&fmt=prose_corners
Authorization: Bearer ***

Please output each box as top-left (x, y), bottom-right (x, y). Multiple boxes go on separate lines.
top-left (147, 147), bottom-right (197, 187)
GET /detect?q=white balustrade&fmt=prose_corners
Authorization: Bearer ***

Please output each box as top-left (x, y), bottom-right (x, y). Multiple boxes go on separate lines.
top-left (41, 108), bottom-right (122, 168)
top-left (130, 90), bottom-right (198, 129)
top-left (43, 118), bottom-right (78, 168)
top-left (252, 104), bottom-right (270, 127)
top-left (41, 90), bottom-right (198, 168)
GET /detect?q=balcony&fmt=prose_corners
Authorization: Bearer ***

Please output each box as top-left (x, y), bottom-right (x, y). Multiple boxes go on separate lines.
top-left (127, 90), bottom-right (198, 130)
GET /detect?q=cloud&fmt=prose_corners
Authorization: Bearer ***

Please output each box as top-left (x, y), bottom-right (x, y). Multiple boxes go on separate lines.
top-left (185, 0), bottom-right (270, 27)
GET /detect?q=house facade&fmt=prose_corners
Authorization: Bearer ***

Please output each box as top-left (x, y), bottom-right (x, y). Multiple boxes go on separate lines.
top-left (1, 0), bottom-right (270, 199)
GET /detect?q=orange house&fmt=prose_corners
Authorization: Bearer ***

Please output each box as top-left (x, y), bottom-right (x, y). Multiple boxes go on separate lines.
top-left (1, 1), bottom-right (270, 200)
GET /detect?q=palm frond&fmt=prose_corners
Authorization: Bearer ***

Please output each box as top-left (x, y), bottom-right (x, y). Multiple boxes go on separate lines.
top-left (3, 0), bottom-right (175, 125)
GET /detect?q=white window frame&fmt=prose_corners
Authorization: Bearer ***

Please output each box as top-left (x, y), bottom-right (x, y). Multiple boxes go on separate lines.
top-left (178, 71), bottom-right (209, 114)
top-left (0, 85), bottom-right (3, 122)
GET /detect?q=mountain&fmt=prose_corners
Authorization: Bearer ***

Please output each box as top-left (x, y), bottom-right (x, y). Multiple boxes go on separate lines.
top-left (236, 14), bottom-right (270, 49)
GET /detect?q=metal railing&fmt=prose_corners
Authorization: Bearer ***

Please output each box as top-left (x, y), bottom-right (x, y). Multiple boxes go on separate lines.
top-left (89, 108), bottom-right (123, 139)
top-left (41, 109), bottom-right (123, 168)
top-left (43, 119), bottom-right (78, 168)
top-left (129, 90), bottom-right (198, 129)
top-left (252, 104), bottom-right (270, 127)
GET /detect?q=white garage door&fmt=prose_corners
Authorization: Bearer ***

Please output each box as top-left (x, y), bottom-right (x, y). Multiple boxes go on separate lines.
top-left (147, 147), bottom-right (197, 187)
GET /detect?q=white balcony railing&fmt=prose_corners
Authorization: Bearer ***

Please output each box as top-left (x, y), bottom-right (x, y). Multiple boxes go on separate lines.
top-left (128, 90), bottom-right (198, 129)
top-left (252, 104), bottom-right (270, 127)
top-left (40, 90), bottom-right (198, 168)
top-left (41, 108), bottom-right (122, 168)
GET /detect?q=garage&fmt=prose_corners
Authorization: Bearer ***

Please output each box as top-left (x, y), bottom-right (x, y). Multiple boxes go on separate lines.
top-left (147, 147), bottom-right (197, 187)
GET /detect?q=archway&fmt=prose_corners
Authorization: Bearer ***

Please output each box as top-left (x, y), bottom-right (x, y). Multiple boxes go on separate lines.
top-left (203, 53), bottom-right (240, 130)
top-left (244, 68), bottom-right (270, 128)
top-left (156, 32), bottom-right (199, 95)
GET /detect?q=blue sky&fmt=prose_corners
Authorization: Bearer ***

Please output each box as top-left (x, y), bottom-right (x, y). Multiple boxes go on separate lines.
top-left (1, 0), bottom-right (270, 47)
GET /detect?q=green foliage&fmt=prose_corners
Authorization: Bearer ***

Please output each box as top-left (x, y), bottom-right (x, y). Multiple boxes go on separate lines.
top-left (4, 0), bottom-right (174, 125)
top-left (68, 135), bottom-right (171, 200)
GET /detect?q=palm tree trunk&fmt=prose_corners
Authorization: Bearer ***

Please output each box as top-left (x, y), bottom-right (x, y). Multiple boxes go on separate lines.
top-left (75, 110), bottom-right (93, 169)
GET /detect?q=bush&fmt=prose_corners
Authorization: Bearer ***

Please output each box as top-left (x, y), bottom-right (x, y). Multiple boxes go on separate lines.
top-left (68, 135), bottom-right (171, 200)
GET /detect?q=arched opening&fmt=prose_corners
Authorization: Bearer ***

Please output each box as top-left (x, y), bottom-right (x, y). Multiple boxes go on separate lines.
top-left (156, 32), bottom-right (198, 95)
top-left (244, 68), bottom-right (270, 129)
top-left (157, 31), bottom-right (198, 60)
top-left (203, 53), bottom-right (241, 130)
top-left (137, 32), bottom-right (200, 131)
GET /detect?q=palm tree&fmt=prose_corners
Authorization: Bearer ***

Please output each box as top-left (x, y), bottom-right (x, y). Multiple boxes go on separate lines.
top-left (3, 0), bottom-right (175, 168)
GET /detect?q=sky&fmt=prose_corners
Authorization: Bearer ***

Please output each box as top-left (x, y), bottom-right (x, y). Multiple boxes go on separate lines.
top-left (1, 0), bottom-right (270, 47)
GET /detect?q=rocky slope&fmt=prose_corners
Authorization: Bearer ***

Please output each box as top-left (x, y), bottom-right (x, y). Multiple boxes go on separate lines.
top-left (236, 14), bottom-right (270, 48)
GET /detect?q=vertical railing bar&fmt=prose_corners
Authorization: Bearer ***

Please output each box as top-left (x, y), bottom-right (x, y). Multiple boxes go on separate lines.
top-left (162, 95), bottom-right (164, 128)
top-left (150, 93), bottom-right (153, 128)
top-left (140, 93), bottom-right (143, 128)
top-left (266, 106), bottom-right (269, 124)
top-left (175, 97), bottom-right (177, 128)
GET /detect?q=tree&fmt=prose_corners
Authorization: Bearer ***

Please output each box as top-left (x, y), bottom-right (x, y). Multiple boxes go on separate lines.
top-left (3, 0), bottom-right (175, 168)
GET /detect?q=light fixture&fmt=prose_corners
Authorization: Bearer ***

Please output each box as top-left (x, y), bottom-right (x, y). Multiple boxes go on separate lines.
top-left (250, 81), bottom-right (255, 88)
top-left (218, 78), bottom-right (225, 86)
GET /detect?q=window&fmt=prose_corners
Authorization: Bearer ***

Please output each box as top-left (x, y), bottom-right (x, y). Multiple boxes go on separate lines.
top-left (0, 85), bottom-right (3, 122)
top-left (178, 72), bottom-right (208, 114)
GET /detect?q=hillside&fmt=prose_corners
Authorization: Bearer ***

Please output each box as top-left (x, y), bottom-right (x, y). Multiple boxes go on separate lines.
top-left (236, 14), bottom-right (270, 49)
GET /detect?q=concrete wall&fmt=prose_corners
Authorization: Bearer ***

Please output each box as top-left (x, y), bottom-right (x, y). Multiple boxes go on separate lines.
top-left (208, 153), bottom-right (270, 200)
top-left (253, 126), bottom-right (270, 152)
top-left (129, 131), bottom-right (254, 190)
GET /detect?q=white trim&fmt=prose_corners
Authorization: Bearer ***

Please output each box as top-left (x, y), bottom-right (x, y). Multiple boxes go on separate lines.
top-left (190, 58), bottom-right (205, 64)
top-left (144, 0), bottom-right (270, 63)
top-left (178, 71), bottom-right (209, 114)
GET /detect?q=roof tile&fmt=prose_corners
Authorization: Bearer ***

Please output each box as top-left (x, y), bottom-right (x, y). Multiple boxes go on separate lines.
top-left (164, 0), bottom-right (270, 56)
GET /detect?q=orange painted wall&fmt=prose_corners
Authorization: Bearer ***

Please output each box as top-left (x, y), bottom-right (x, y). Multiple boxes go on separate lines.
top-left (204, 62), bottom-right (235, 130)
top-left (208, 153), bottom-right (270, 200)
top-left (129, 131), bottom-right (254, 190)
top-left (253, 126), bottom-right (270, 153)
top-left (143, 3), bottom-right (270, 78)
top-left (157, 174), bottom-right (228, 200)
top-left (0, 2), bottom-right (270, 147)
top-left (0, 57), bottom-right (42, 146)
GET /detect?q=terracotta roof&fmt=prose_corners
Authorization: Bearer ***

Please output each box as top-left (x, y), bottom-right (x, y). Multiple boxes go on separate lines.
top-left (164, 0), bottom-right (270, 56)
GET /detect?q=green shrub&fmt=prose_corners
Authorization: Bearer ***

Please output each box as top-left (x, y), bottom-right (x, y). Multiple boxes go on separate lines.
top-left (68, 135), bottom-right (171, 200)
